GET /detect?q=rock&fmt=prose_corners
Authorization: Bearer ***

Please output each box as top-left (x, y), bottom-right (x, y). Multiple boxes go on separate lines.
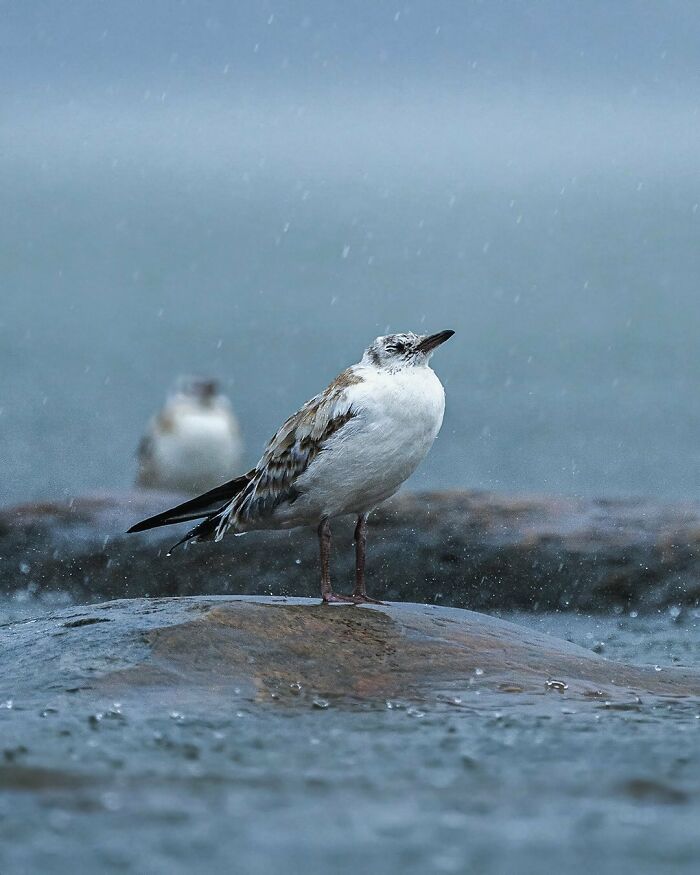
top-left (4, 597), bottom-right (699, 875)
top-left (8, 598), bottom-right (700, 712)
top-left (2, 490), bottom-right (700, 611)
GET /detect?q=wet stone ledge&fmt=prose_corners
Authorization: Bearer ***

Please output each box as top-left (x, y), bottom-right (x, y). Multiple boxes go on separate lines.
top-left (1, 490), bottom-right (700, 612)
top-left (5, 597), bottom-right (700, 712)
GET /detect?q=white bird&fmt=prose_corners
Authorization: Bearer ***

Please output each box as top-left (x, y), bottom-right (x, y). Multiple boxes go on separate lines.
top-left (136, 377), bottom-right (244, 495)
top-left (128, 331), bottom-right (454, 603)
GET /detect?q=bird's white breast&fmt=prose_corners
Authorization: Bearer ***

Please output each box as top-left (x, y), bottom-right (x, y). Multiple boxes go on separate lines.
top-left (294, 365), bottom-right (445, 519)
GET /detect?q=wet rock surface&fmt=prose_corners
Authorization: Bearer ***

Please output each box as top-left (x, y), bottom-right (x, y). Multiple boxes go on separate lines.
top-left (3, 490), bottom-right (700, 611)
top-left (108, 598), bottom-right (700, 707)
top-left (7, 597), bottom-right (700, 710)
top-left (2, 598), bottom-right (699, 875)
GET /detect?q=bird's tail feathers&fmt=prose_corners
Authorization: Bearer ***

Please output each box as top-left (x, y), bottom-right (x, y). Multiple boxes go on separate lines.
top-left (166, 509), bottom-right (230, 555)
top-left (127, 472), bottom-right (252, 534)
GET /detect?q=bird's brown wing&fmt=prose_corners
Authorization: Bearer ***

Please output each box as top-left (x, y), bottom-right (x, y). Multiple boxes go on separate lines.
top-left (221, 368), bottom-right (363, 530)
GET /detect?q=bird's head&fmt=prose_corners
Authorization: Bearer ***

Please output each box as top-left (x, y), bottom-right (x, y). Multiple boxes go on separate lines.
top-left (173, 376), bottom-right (220, 405)
top-left (362, 330), bottom-right (454, 371)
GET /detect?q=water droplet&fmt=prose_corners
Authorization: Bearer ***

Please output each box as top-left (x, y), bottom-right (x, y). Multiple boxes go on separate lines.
top-left (545, 679), bottom-right (568, 693)
top-left (474, 668), bottom-right (484, 676)
top-left (312, 698), bottom-right (329, 709)
top-left (101, 792), bottom-right (122, 812)
top-left (289, 682), bottom-right (302, 695)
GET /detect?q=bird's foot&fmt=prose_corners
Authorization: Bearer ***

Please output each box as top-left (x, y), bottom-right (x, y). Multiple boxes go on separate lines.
top-left (321, 592), bottom-right (356, 605)
top-left (351, 594), bottom-right (386, 606)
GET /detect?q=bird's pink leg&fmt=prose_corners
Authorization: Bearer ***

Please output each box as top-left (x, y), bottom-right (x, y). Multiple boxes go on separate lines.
top-left (351, 513), bottom-right (385, 605)
top-left (318, 518), bottom-right (354, 604)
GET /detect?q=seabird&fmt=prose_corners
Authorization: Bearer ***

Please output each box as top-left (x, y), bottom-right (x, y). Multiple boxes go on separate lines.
top-left (128, 331), bottom-right (454, 603)
top-left (136, 377), bottom-right (244, 495)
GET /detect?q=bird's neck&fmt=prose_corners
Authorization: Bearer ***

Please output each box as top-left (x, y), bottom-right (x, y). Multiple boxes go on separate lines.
top-left (359, 362), bottom-right (429, 377)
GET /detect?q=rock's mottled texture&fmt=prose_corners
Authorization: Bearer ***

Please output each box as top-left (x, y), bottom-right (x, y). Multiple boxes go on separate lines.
top-left (116, 599), bottom-right (700, 704)
top-left (2, 490), bottom-right (700, 611)
top-left (7, 597), bottom-right (700, 710)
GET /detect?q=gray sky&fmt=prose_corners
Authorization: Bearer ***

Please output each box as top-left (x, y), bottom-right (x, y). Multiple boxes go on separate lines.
top-left (3, 1), bottom-right (700, 97)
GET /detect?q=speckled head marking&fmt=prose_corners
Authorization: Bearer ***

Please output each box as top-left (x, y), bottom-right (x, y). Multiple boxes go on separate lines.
top-left (362, 330), bottom-right (455, 371)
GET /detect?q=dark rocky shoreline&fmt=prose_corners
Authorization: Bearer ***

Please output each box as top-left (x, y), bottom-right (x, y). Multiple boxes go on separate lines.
top-left (2, 489), bottom-right (700, 612)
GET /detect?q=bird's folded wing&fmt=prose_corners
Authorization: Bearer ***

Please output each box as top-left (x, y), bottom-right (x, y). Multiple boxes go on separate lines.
top-left (232, 368), bottom-right (363, 524)
top-left (136, 430), bottom-right (154, 464)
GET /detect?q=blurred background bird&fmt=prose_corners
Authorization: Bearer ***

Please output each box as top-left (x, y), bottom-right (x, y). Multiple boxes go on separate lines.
top-left (136, 377), bottom-right (244, 495)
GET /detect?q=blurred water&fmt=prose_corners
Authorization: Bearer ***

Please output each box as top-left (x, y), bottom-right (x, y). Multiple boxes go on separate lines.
top-left (3, 101), bottom-right (700, 506)
top-left (2, 4), bottom-right (700, 507)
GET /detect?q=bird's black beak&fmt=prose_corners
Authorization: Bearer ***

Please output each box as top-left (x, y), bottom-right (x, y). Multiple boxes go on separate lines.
top-left (416, 330), bottom-right (455, 354)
